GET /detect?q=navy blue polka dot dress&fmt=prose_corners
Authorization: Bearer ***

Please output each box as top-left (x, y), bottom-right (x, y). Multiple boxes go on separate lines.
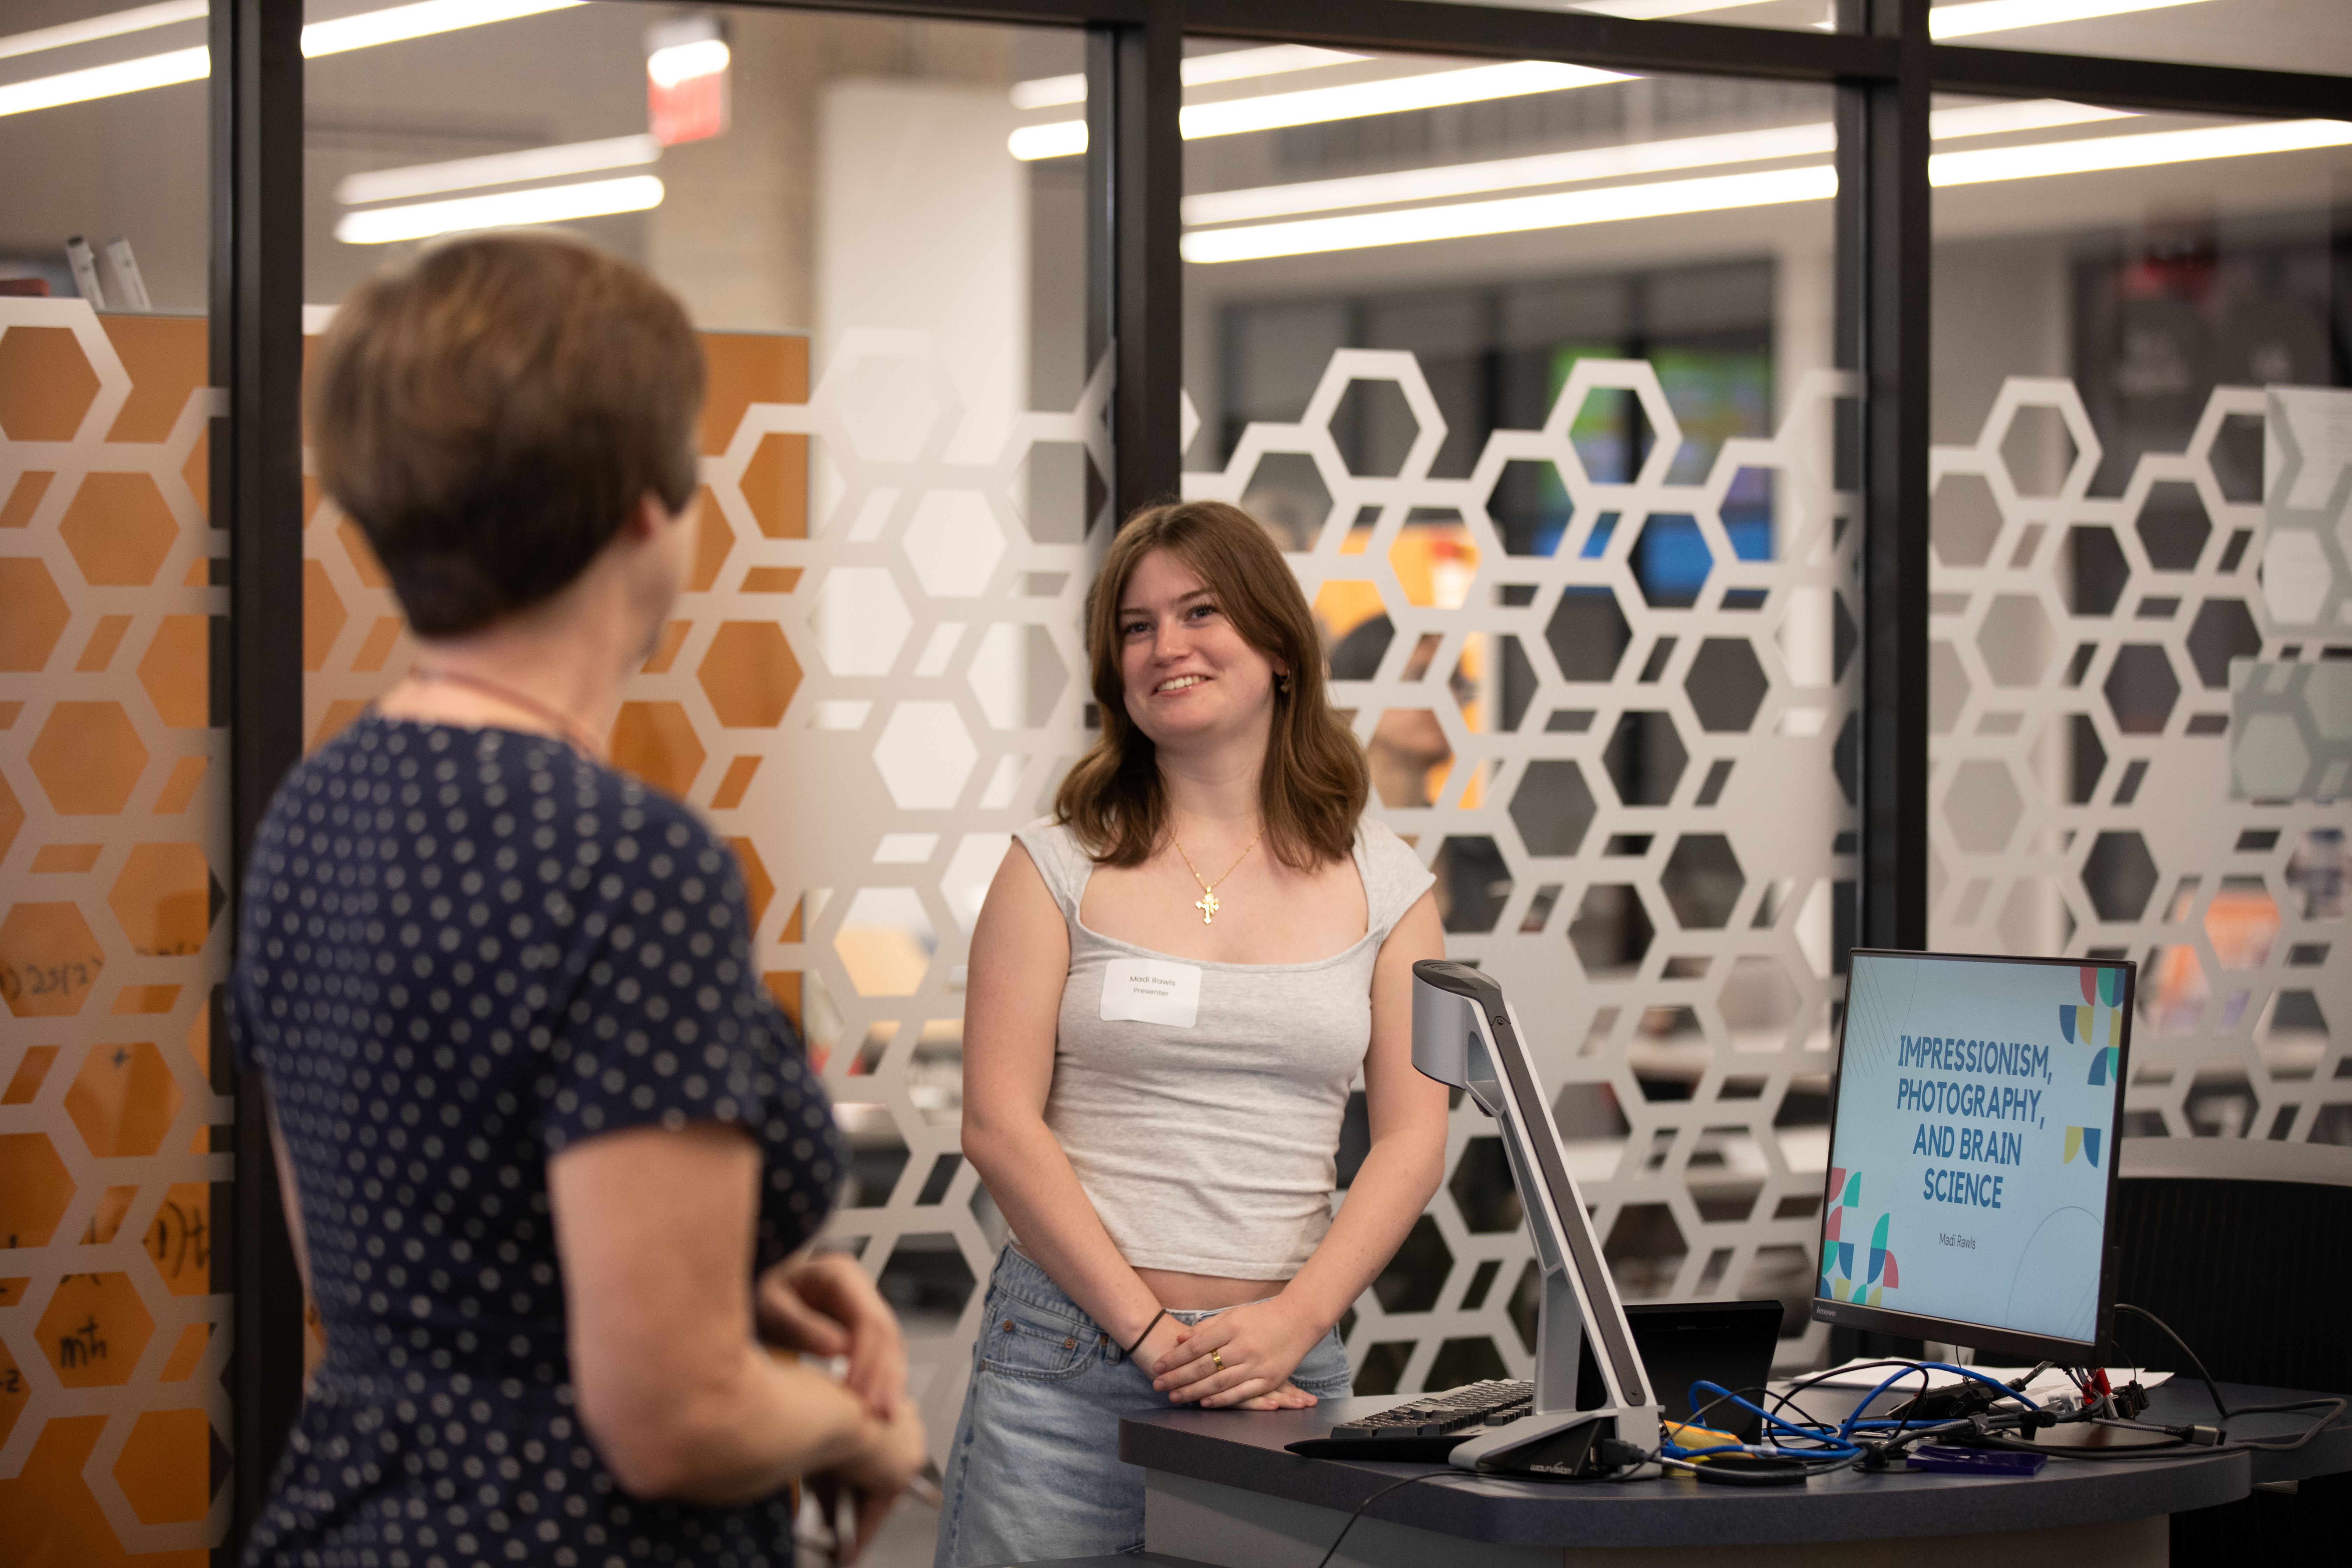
top-left (230, 712), bottom-right (844, 1567)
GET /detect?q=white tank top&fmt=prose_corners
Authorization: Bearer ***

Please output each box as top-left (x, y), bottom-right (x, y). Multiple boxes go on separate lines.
top-left (1012, 816), bottom-right (1435, 1279)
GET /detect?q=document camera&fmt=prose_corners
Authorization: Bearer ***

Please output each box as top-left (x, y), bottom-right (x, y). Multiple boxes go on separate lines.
top-left (1410, 959), bottom-right (1661, 1472)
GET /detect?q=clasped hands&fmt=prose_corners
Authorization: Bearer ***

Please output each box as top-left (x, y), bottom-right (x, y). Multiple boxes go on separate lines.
top-left (756, 1251), bottom-right (926, 1563)
top-left (1139, 1295), bottom-right (1327, 1411)
top-left (756, 1249), bottom-right (908, 1417)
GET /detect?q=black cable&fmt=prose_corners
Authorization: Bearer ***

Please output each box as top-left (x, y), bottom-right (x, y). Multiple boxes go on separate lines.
top-left (2110, 1303), bottom-right (2230, 1419)
top-left (1968, 1401), bottom-right (2346, 1461)
top-left (2224, 1398), bottom-right (2348, 1454)
top-left (1314, 1471), bottom-right (1455, 1568)
top-left (1684, 1382), bottom-right (1769, 1435)
top-left (2107, 1302), bottom-right (2352, 1450)
top-left (1761, 1359), bottom-right (1944, 1455)
top-left (1874, 1364), bottom-right (1933, 1451)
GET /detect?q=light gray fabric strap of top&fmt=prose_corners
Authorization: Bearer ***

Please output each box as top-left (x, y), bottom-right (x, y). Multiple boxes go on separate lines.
top-left (1016, 819), bottom-right (1093, 922)
top-left (1015, 817), bottom-right (1431, 943)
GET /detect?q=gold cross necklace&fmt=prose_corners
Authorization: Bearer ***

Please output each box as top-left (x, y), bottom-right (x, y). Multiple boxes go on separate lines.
top-left (1171, 826), bottom-right (1264, 925)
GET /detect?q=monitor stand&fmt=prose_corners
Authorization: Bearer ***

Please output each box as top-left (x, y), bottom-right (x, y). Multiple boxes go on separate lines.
top-left (1412, 960), bottom-right (1662, 1474)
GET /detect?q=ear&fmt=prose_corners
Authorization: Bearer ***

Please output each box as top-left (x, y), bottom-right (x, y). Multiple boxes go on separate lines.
top-left (624, 490), bottom-right (689, 542)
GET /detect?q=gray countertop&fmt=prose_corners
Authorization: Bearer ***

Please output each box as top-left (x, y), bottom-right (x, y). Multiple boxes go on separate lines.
top-left (1116, 1379), bottom-right (2347, 1548)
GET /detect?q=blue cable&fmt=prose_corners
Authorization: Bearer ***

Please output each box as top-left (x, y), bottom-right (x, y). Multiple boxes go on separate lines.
top-left (1674, 1380), bottom-right (1862, 1461)
top-left (1666, 1362), bottom-right (2042, 1463)
top-left (1833, 1362), bottom-right (2040, 1445)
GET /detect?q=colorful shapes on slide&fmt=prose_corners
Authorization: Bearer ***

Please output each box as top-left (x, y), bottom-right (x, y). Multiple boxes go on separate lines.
top-left (2066, 1004), bottom-right (2122, 1082)
top-left (1822, 1201), bottom-right (1899, 1306)
top-left (1882, 1251), bottom-right (1900, 1289)
top-left (2101, 968), bottom-right (2121, 1007)
top-left (1820, 1171), bottom-right (1898, 1308)
top-left (2080, 967), bottom-right (2099, 1005)
top-left (2062, 1126), bottom-right (2106, 1167)
top-left (2082, 1127), bottom-right (2102, 1167)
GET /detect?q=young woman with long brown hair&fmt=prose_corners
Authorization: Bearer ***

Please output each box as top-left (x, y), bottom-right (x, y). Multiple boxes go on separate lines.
top-left (935, 500), bottom-right (1450, 1565)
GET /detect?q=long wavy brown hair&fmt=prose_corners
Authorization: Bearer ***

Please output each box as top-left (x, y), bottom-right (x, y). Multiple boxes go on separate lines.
top-left (1055, 500), bottom-right (1369, 870)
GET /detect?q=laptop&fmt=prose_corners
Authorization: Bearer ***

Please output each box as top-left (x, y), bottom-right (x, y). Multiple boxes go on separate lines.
top-left (1582, 1300), bottom-right (1785, 1444)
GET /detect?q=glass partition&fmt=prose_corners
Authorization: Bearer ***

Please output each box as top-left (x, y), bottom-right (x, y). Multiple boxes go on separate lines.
top-left (298, 5), bottom-right (1094, 1516)
top-left (1163, 39), bottom-right (1854, 1390)
top-left (1928, 97), bottom-right (2352, 1146)
top-left (0, 2), bottom-right (226, 1559)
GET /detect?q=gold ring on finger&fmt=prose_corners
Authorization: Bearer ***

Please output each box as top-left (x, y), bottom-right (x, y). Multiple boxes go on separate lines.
top-left (1210, 1348), bottom-right (1225, 1373)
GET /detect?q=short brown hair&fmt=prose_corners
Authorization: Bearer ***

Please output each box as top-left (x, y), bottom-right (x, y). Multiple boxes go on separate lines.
top-left (1056, 500), bottom-right (1369, 870)
top-left (311, 235), bottom-right (704, 637)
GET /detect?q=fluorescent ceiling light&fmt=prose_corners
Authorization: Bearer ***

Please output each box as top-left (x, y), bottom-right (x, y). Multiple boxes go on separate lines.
top-left (0, 0), bottom-right (586, 118)
top-left (1931, 115), bottom-right (2352, 184)
top-left (1183, 100), bottom-right (2124, 226)
top-left (335, 173), bottom-right (663, 244)
top-left (0, 43), bottom-right (206, 116)
top-left (1571, 1), bottom-right (1778, 16)
top-left (1182, 43), bottom-right (1368, 88)
top-left (0, 0), bottom-right (204, 63)
top-left (1009, 43), bottom-right (1363, 110)
top-left (1185, 108), bottom-right (2346, 263)
top-left (1930, 0), bottom-right (2216, 39)
top-left (1187, 59), bottom-right (1627, 138)
top-left (1575, 0), bottom-right (2220, 29)
top-left (302, 0), bottom-right (582, 58)
top-left (1008, 72), bottom-right (1086, 112)
top-left (1926, 98), bottom-right (2132, 138)
top-left (1185, 164), bottom-right (1836, 263)
top-left (1012, 58), bottom-right (1628, 160)
top-left (1009, 120), bottom-right (1088, 161)
top-left (646, 36), bottom-right (728, 89)
top-left (338, 132), bottom-right (659, 205)
top-left (1185, 121), bottom-right (1834, 226)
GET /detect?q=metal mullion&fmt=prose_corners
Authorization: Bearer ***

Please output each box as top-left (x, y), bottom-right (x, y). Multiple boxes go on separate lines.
top-left (1826, 0), bottom-right (1930, 1371)
top-left (1837, 0), bottom-right (1930, 958)
top-left (1181, 0), bottom-right (1896, 84)
top-left (1931, 44), bottom-right (2352, 122)
top-left (1095, 0), bottom-right (1183, 520)
top-left (211, 0), bottom-right (309, 1562)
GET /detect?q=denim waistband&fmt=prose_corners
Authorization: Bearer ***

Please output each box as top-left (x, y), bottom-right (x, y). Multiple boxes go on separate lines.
top-left (992, 1245), bottom-right (1274, 1345)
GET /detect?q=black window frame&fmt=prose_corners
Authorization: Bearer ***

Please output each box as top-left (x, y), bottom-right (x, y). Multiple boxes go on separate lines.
top-left (207, 0), bottom-right (2351, 1556)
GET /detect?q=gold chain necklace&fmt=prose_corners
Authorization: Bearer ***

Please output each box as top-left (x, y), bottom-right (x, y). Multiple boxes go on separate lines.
top-left (1171, 826), bottom-right (1264, 925)
top-left (407, 665), bottom-right (606, 762)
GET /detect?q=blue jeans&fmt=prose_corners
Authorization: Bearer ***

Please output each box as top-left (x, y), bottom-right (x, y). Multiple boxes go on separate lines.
top-left (932, 1246), bottom-right (1352, 1567)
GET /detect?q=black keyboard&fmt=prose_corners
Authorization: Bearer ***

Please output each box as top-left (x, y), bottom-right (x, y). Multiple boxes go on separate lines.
top-left (1329, 1379), bottom-right (1534, 1440)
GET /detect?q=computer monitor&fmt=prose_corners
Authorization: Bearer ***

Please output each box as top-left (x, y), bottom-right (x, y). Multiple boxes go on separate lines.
top-left (1812, 949), bottom-right (2136, 1364)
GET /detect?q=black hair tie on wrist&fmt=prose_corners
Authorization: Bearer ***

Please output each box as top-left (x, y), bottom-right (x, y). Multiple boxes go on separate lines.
top-left (1124, 1309), bottom-right (1169, 1361)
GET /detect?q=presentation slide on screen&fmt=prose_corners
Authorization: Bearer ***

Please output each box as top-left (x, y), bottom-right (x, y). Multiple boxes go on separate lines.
top-left (1820, 956), bottom-right (2126, 1346)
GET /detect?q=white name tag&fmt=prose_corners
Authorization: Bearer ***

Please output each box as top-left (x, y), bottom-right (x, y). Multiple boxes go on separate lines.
top-left (1099, 958), bottom-right (1202, 1029)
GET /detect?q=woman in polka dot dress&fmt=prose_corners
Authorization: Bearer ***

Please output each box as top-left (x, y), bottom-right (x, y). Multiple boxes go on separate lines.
top-left (229, 236), bottom-right (927, 1567)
